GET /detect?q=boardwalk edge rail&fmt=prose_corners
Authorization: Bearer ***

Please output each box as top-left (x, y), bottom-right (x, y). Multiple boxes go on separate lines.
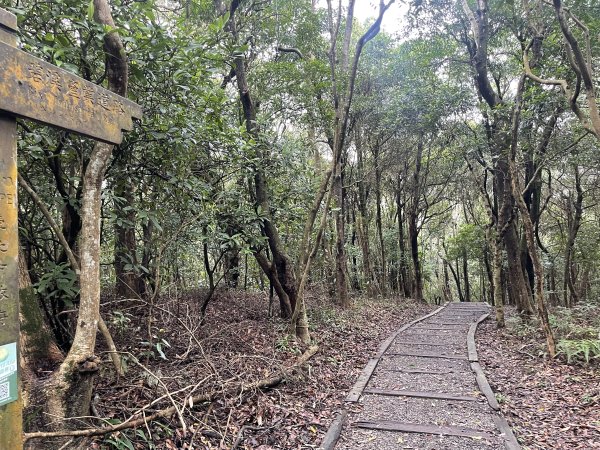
top-left (469, 307), bottom-right (522, 450)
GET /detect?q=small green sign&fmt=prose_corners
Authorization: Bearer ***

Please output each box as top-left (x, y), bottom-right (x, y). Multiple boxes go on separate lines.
top-left (0, 342), bottom-right (17, 406)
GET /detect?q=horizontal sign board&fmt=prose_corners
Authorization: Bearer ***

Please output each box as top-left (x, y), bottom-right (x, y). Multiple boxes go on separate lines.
top-left (0, 41), bottom-right (142, 144)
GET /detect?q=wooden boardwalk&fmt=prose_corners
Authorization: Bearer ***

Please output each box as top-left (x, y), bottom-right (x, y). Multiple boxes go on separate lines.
top-left (321, 303), bottom-right (520, 450)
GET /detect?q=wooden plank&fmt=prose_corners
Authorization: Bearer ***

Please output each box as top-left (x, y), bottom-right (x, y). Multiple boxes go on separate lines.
top-left (492, 416), bottom-right (522, 450)
top-left (402, 327), bottom-right (465, 332)
top-left (411, 326), bottom-right (466, 331)
top-left (0, 8), bottom-right (17, 31)
top-left (467, 323), bottom-right (478, 361)
top-left (445, 309), bottom-right (488, 313)
top-left (363, 388), bottom-right (480, 402)
top-left (353, 420), bottom-right (496, 439)
top-left (345, 358), bottom-right (379, 403)
top-left (380, 368), bottom-right (456, 375)
top-left (421, 322), bottom-right (468, 326)
top-left (467, 312), bottom-right (490, 362)
top-left (432, 314), bottom-right (476, 318)
top-left (448, 302), bottom-right (488, 306)
top-left (392, 340), bottom-right (457, 347)
top-left (400, 331), bottom-right (465, 337)
top-left (0, 115), bottom-right (23, 450)
top-left (386, 351), bottom-right (468, 360)
top-left (471, 362), bottom-right (500, 411)
top-left (0, 41), bottom-right (142, 144)
top-left (319, 410), bottom-right (347, 450)
top-left (375, 332), bottom-right (400, 359)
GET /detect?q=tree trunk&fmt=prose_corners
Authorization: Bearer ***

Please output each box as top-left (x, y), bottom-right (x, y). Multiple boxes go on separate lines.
top-left (461, 0), bottom-right (532, 319)
top-left (442, 260), bottom-right (453, 303)
top-left (408, 140), bottom-right (424, 302)
top-left (114, 172), bottom-right (141, 299)
top-left (396, 179), bottom-right (411, 298)
top-left (562, 165), bottom-right (583, 307)
top-left (483, 246), bottom-right (494, 305)
top-left (462, 249), bottom-right (470, 302)
top-left (349, 199), bottom-right (360, 290)
top-left (333, 156), bottom-right (350, 306)
top-left (355, 130), bottom-right (379, 296)
top-left (491, 232), bottom-right (505, 328)
top-left (254, 252), bottom-right (292, 319)
top-left (509, 75), bottom-right (556, 356)
top-left (447, 258), bottom-right (464, 303)
top-left (373, 144), bottom-right (386, 295)
top-left (46, 0), bottom-right (129, 426)
top-left (227, 3), bottom-right (304, 338)
top-left (325, 0), bottom-right (393, 305)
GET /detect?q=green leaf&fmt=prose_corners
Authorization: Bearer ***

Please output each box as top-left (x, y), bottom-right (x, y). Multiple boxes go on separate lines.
top-left (87, 0), bottom-right (94, 21)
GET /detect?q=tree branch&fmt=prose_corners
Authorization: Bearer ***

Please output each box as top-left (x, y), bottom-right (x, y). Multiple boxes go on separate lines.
top-left (23, 346), bottom-right (318, 442)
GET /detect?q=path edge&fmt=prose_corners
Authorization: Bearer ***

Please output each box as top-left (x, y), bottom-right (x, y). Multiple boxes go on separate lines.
top-left (346, 303), bottom-right (448, 402)
top-left (318, 303), bottom-right (448, 450)
top-left (469, 310), bottom-right (522, 450)
top-left (318, 410), bottom-right (347, 450)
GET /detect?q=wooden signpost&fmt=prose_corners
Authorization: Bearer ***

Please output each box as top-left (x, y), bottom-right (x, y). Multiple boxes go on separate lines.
top-left (0, 8), bottom-right (142, 449)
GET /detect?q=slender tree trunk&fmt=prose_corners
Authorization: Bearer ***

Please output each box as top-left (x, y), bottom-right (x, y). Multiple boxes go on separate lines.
top-left (442, 260), bottom-right (453, 303)
top-left (254, 252), bottom-right (292, 319)
top-left (509, 75), bottom-right (556, 356)
top-left (349, 199), bottom-right (360, 290)
top-left (491, 232), bottom-right (505, 327)
top-left (408, 140), bottom-right (424, 302)
top-left (562, 165), bottom-right (583, 307)
top-left (483, 246), bottom-right (494, 304)
top-left (223, 222), bottom-right (240, 288)
top-left (396, 180), bottom-right (411, 297)
top-left (447, 259), bottom-right (464, 303)
top-left (45, 0), bottom-right (129, 428)
top-left (333, 157), bottom-right (350, 306)
top-left (326, 0), bottom-right (394, 305)
top-left (355, 131), bottom-right (379, 296)
top-left (114, 173), bottom-right (141, 299)
top-left (227, 4), bottom-right (304, 338)
top-left (462, 250), bottom-right (470, 302)
top-left (373, 145), bottom-right (386, 295)
top-left (140, 219), bottom-right (154, 298)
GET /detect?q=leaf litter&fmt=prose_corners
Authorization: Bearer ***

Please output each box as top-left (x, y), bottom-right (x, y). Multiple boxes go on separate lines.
top-left (90, 289), bottom-right (434, 449)
top-left (477, 307), bottom-right (600, 449)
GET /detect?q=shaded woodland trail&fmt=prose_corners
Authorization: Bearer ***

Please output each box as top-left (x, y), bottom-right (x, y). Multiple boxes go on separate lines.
top-left (322, 302), bottom-right (520, 449)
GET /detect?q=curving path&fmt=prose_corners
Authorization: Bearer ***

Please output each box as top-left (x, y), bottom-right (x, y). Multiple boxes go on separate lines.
top-left (321, 302), bottom-right (520, 450)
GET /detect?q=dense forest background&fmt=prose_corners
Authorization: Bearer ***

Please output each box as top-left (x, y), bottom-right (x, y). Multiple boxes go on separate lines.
top-left (3, 0), bottom-right (600, 448)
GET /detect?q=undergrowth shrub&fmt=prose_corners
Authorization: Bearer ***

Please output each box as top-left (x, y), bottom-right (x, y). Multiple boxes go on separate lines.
top-left (550, 303), bottom-right (600, 364)
top-left (507, 303), bottom-right (600, 365)
top-left (557, 339), bottom-right (600, 364)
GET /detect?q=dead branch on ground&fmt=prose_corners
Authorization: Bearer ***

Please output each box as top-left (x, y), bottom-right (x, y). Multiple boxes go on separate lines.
top-left (23, 345), bottom-right (319, 443)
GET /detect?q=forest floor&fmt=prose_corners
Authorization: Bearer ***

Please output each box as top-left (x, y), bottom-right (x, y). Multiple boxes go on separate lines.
top-left (86, 295), bottom-right (600, 450)
top-left (478, 307), bottom-right (600, 449)
top-left (91, 289), bottom-right (435, 449)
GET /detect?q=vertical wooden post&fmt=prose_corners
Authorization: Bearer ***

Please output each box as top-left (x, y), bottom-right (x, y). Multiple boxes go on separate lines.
top-left (0, 8), bottom-right (23, 450)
